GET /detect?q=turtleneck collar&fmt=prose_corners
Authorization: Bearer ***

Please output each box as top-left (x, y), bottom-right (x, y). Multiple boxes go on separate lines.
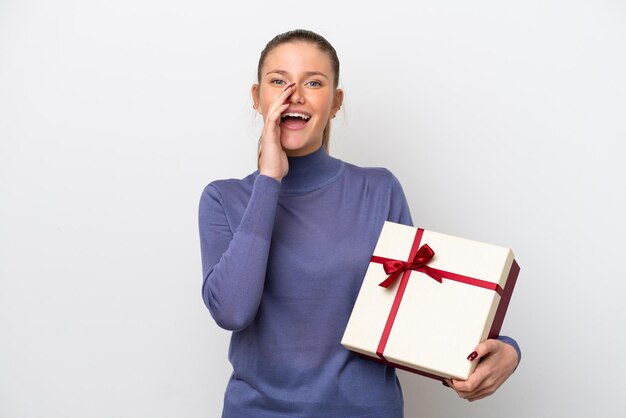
top-left (257, 143), bottom-right (344, 194)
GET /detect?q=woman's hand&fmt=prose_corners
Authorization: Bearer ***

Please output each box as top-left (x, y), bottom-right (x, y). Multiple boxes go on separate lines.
top-left (445, 339), bottom-right (519, 402)
top-left (258, 83), bottom-right (295, 181)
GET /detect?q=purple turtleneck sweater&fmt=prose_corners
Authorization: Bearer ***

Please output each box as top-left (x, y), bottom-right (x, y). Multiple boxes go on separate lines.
top-left (198, 144), bottom-right (520, 417)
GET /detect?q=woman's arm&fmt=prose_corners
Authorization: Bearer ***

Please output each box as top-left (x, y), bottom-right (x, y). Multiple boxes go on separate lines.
top-left (387, 171), bottom-right (414, 226)
top-left (198, 174), bottom-right (281, 331)
top-left (201, 81), bottom-right (295, 331)
top-left (388, 171), bottom-right (521, 400)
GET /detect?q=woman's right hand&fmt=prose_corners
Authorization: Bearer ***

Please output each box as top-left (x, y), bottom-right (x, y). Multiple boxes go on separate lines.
top-left (258, 83), bottom-right (295, 181)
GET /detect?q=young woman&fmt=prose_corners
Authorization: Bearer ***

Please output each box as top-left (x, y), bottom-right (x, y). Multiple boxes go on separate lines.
top-left (199, 29), bottom-right (521, 418)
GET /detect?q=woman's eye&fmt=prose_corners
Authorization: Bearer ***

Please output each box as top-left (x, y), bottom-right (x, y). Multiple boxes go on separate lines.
top-left (307, 81), bottom-right (321, 87)
top-left (270, 79), bottom-right (286, 85)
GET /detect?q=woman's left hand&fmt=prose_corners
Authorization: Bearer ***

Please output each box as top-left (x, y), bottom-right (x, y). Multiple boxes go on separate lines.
top-left (445, 339), bottom-right (518, 402)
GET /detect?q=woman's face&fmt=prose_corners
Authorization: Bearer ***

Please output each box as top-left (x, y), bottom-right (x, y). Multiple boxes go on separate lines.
top-left (252, 41), bottom-right (343, 157)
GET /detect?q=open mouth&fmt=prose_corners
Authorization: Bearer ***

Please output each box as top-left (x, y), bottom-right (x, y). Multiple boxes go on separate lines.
top-left (280, 112), bottom-right (311, 129)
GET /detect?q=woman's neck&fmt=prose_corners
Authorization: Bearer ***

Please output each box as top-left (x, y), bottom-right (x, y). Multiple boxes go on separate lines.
top-left (277, 143), bottom-right (343, 193)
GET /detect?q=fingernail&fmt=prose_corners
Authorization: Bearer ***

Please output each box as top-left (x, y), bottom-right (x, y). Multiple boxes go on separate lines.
top-left (442, 380), bottom-right (449, 387)
top-left (286, 83), bottom-right (296, 90)
top-left (467, 351), bottom-right (478, 361)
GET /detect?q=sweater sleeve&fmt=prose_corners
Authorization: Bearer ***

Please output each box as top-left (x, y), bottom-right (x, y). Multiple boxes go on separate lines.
top-left (198, 174), bottom-right (281, 331)
top-left (387, 171), bottom-right (414, 226)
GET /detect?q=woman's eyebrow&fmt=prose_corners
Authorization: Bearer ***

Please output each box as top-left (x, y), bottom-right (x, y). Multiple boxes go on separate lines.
top-left (265, 69), bottom-right (328, 80)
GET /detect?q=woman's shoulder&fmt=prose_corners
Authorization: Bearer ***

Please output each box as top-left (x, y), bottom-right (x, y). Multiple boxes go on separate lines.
top-left (200, 171), bottom-right (259, 200)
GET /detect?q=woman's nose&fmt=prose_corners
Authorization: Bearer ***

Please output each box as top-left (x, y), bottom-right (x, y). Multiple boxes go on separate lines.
top-left (289, 84), bottom-right (305, 104)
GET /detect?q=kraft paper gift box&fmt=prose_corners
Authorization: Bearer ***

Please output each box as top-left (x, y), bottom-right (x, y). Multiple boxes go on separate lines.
top-left (341, 221), bottom-right (520, 381)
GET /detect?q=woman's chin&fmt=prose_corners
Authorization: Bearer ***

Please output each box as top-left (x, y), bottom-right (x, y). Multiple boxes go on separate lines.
top-left (280, 136), bottom-right (320, 156)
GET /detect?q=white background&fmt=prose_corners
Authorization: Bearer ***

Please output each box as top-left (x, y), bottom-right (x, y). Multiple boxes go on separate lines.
top-left (1, 1), bottom-right (625, 417)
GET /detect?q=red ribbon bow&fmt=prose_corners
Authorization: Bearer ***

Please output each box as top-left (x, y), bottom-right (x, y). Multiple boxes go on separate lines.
top-left (376, 244), bottom-right (443, 288)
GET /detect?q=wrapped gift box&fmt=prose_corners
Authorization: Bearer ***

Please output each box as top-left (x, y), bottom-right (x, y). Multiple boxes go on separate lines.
top-left (341, 221), bottom-right (520, 381)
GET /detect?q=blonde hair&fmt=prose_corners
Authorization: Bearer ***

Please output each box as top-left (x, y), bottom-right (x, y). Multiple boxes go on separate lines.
top-left (255, 29), bottom-right (340, 168)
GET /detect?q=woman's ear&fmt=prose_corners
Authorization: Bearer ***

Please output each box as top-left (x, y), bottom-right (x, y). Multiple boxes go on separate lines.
top-left (251, 84), bottom-right (261, 114)
top-left (331, 88), bottom-right (344, 117)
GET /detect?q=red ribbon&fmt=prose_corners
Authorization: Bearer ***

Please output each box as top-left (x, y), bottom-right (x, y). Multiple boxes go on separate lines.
top-left (370, 227), bottom-right (504, 360)
top-left (372, 243), bottom-right (443, 287)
